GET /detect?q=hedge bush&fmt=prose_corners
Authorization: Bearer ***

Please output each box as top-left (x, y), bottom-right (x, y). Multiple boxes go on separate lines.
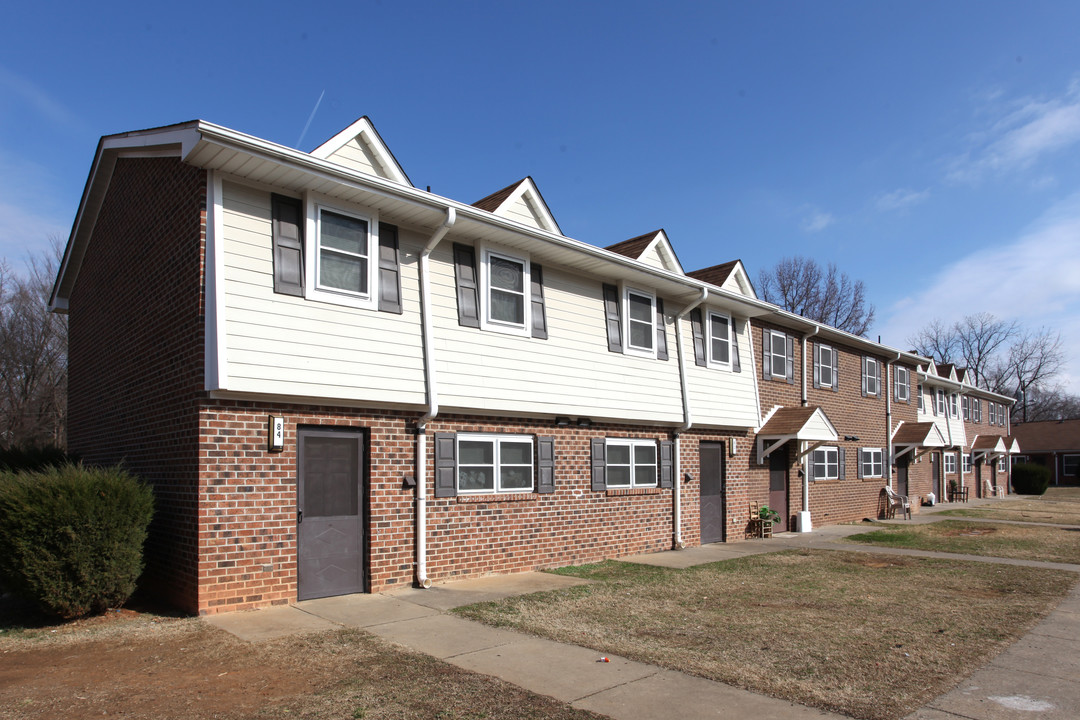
top-left (0, 464), bottom-right (154, 618)
top-left (1011, 462), bottom-right (1051, 495)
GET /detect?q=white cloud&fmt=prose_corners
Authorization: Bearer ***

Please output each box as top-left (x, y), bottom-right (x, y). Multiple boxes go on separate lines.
top-left (800, 207), bottom-right (835, 233)
top-left (880, 192), bottom-right (1080, 390)
top-left (875, 188), bottom-right (930, 212)
top-left (0, 151), bottom-right (69, 267)
top-left (0, 65), bottom-right (81, 130)
top-left (948, 80), bottom-right (1080, 184)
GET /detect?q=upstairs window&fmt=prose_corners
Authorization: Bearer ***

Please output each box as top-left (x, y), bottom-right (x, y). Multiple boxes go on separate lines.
top-left (895, 366), bottom-right (910, 402)
top-left (763, 330), bottom-right (794, 383)
top-left (601, 284), bottom-right (667, 360)
top-left (485, 252), bottom-right (527, 328)
top-left (917, 384), bottom-right (924, 411)
top-left (862, 357), bottom-right (880, 397)
top-left (626, 289), bottom-right (655, 353)
top-left (949, 393), bottom-right (959, 418)
top-left (972, 398), bottom-right (981, 423)
top-left (814, 343), bottom-right (838, 390)
top-left (316, 207), bottom-right (374, 299)
top-left (935, 389), bottom-right (946, 416)
top-left (962, 396), bottom-right (970, 421)
top-left (708, 311), bottom-right (732, 366)
top-left (454, 243), bottom-right (547, 339)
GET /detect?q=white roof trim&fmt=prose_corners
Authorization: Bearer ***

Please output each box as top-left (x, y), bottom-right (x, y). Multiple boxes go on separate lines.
top-left (641, 231), bottom-right (684, 274)
top-left (309, 117), bottom-right (411, 186)
top-left (489, 177), bottom-right (561, 235)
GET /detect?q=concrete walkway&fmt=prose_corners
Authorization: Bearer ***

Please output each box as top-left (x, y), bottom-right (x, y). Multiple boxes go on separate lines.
top-left (207, 500), bottom-right (1080, 720)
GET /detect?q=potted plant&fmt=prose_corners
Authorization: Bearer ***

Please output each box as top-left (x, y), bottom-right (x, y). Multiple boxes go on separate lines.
top-left (758, 505), bottom-right (781, 526)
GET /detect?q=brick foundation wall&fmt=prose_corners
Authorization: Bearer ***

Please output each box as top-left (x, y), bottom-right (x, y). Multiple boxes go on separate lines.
top-left (67, 157), bottom-right (207, 612)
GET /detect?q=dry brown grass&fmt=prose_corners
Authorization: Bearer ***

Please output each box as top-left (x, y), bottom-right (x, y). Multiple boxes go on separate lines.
top-left (0, 604), bottom-right (604, 720)
top-left (939, 487), bottom-right (1080, 526)
top-left (454, 551), bottom-right (1076, 720)
top-left (850, 519), bottom-right (1080, 564)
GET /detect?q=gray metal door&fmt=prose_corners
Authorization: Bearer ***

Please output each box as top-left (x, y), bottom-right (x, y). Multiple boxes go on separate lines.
top-left (298, 428), bottom-right (365, 601)
top-left (700, 443), bottom-right (725, 544)
top-left (931, 453), bottom-right (941, 500)
top-left (975, 461), bottom-right (983, 498)
top-left (769, 446), bottom-right (789, 532)
top-left (896, 456), bottom-right (909, 497)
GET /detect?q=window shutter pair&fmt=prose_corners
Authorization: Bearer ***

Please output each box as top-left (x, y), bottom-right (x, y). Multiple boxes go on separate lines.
top-left (454, 243), bottom-right (547, 336)
top-left (838, 448), bottom-right (846, 479)
top-left (602, 284), bottom-right (623, 353)
top-left (589, 439), bottom-right (673, 490)
top-left (271, 195), bottom-right (403, 313)
top-left (761, 331), bottom-right (794, 382)
top-left (691, 308), bottom-right (706, 367)
top-left (434, 433), bottom-right (555, 497)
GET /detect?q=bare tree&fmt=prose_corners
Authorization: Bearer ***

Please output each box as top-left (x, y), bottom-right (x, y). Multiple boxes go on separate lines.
top-left (1009, 328), bottom-right (1064, 423)
top-left (0, 244), bottom-right (67, 447)
top-left (1017, 385), bottom-right (1080, 422)
top-left (954, 312), bottom-right (1017, 388)
top-left (757, 256), bottom-right (875, 336)
top-left (909, 319), bottom-right (959, 364)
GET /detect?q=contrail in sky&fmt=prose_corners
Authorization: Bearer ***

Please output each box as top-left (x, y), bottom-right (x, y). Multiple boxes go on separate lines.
top-left (297, 90), bottom-right (326, 149)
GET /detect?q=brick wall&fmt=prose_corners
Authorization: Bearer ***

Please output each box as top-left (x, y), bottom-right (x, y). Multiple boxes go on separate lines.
top-left (67, 157), bottom-right (207, 612)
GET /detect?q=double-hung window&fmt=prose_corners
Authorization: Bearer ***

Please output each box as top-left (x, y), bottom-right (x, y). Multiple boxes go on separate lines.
top-left (917, 384), bottom-right (924, 411)
top-left (483, 249), bottom-right (530, 331)
top-left (453, 243), bottom-right (547, 338)
top-left (625, 289), bottom-right (656, 355)
top-left (894, 366), bottom-right (910, 402)
top-left (708, 311), bottom-right (732, 367)
top-left (765, 329), bottom-right (791, 381)
top-left (811, 447), bottom-right (839, 480)
top-left (814, 343), bottom-right (838, 390)
top-left (949, 394), bottom-right (959, 418)
top-left (862, 357), bottom-right (880, 396)
top-left (988, 403), bottom-right (997, 425)
top-left (456, 434), bottom-right (534, 494)
top-left (997, 456), bottom-right (1007, 472)
top-left (962, 396), bottom-right (970, 421)
top-left (945, 452), bottom-right (957, 474)
top-left (311, 205), bottom-right (378, 308)
top-left (935, 389), bottom-right (946, 416)
top-left (963, 453), bottom-right (972, 473)
top-left (1063, 455), bottom-right (1079, 477)
top-left (605, 439), bottom-right (658, 488)
top-left (972, 398), bottom-right (981, 422)
top-left (860, 448), bottom-right (883, 478)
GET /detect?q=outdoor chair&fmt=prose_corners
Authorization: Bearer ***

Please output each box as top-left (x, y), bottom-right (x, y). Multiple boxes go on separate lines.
top-left (983, 479), bottom-right (1004, 498)
top-left (749, 501), bottom-right (772, 539)
top-left (885, 486), bottom-right (911, 520)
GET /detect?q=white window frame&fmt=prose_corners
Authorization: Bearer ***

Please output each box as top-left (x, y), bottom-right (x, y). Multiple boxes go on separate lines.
top-left (949, 393), bottom-right (959, 419)
top-left (707, 310), bottom-right (733, 368)
top-left (861, 447), bottom-right (883, 478)
top-left (811, 446), bottom-right (839, 481)
top-left (1063, 455), bottom-right (1079, 477)
top-left (997, 456), bottom-right (1007, 472)
top-left (945, 452), bottom-right (956, 474)
top-left (963, 453), bottom-right (973, 473)
top-left (306, 199), bottom-right (379, 310)
top-left (479, 245), bottom-right (532, 336)
top-left (864, 357), bottom-right (880, 396)
top-left (935, 389), bottom-right (946, 416)
top-left (623, 287), bottom-right (656, 357)
top-left (972, 398), bottom-right (981, 422)
top-left (895, 366), bottom-right (909, 402)
top-left (605, 438), bottom-right (659, 488)
top-left (456, 433), bottom-right (535, 494)
top-left (817, 342), bottom-right (836, 389)
top-left (767, 329), bottom-right (789, 380)
top-left (917, 384), bottom-right (924, 411)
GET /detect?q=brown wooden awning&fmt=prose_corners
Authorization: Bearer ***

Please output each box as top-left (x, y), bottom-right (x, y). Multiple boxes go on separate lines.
top-left (891, 422), bottom-right (947, 462)
top-left (756, 406), bottom-right (838, 461)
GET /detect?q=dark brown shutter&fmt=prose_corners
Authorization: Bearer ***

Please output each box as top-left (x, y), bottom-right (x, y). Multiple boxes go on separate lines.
top-left (530, 264), bottom-right (548, 339)
top-left (591, 438), bottom-right (607, 491)
top-left (602, 284), bottom-right (622, 353)
top-left (659, 440), bottom-right (674, 488)
top-left (537, 436), bottom-right (555, 494)
top-left (453, 243), bottom-right (480, 328)
top-left (434, 433), bottom-right (457, 498)
top-left (813, 343), bottom-right (821, 388)
top-left (731, 318), bottom-right (742, 373)
top-left (832, 348), bottom-right (839, 393)
top-left (881, 447), bottom-right (887, 472)
top-left (838, 447), bottom-right (846, 479)
top-left (377, 222), bottom-right (402, 314)
top-left (785, 334), bottom-right (795, 384)
top-left (857, 449), bottom-right (865, 479)
top-left (271, 194), bottom-right (304, 297)
top-left (807, 453), bottom-right (816, 482)
top-left (690, 308), bottom-right (706, 367)
top-left (655, 298), bottom-right (668, 361)
top-left (762, 330), bottom-right (772, 380)
top-left (861, 357), bottom-right (868, 397)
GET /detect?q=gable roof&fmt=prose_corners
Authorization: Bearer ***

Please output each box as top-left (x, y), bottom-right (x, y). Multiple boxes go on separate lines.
top-left (1011, 419), bottom-right (1080, 453)
top-left (757, 406), bottom-right (838, 441)
top-left (687, 259), bottom-right (757, 299)
top-left (471, 176), bottom-right (561, 235)
top-left (605, 230), bottom-right (684, 274)
top-left (310, 116), bottom-right (412, 186)
top-left (892, 422), bottom-right (947, 447)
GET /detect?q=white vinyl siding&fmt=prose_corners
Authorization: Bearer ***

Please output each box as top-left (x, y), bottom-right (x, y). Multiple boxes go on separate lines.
top-left (220, 181), bottom-right (426, 404)
top-left (683, 315), bottom-right (759, 428)
top-left (322, 136), bottom-right (394, 179)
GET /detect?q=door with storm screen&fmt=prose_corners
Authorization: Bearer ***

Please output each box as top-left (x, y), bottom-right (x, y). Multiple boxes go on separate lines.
top-left (298, 428), bottom-right (365, 601)
top-left (895, 455), bottom-right (909, 498)
top-left (769, 445), bottom-right (789, 532)
top-left (700, 443), bottom-right (726, 544)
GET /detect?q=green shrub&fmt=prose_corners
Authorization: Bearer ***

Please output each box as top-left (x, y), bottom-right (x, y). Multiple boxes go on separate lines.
top-left (0, 464), bottom-right (154, 618)
top-left (0, 444), bottom-right (76, 473)
top-left (1011, 463), bottom-right (1051, 495)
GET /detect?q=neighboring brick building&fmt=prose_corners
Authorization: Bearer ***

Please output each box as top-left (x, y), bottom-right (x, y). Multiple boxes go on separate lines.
top-left (52, 117), bottom-right (997, 615)
top-left (1011, 419), bottom-right (1080, 486)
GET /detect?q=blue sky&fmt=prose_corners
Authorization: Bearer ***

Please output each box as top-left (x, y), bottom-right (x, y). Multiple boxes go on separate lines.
top-left (3, 1), bottom-right (1080, 391)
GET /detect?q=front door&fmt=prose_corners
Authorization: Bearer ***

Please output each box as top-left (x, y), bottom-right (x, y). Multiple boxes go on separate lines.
top-left (975, 461), bottom-right (983, 498)
top-left (700, 442), bottom-right (726, 544)
top-left (931, 453), bottom-right (941, 501)
top-left (298, 427), bottom-right (366, 601)
top-left (896, 455), bottom-right (909, 497)
top-left (769, 446), bottom-right (789, 532)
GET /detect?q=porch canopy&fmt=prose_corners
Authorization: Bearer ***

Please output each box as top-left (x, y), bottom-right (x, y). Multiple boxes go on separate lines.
top-left (1006, 436), bottom-right (1021, 454)
top-left (756, 406), bottom-right (839, 462)
top-left (971, 435), bottom-right (1008, 463)
top-left (892, 422), bottom-right (947, 462)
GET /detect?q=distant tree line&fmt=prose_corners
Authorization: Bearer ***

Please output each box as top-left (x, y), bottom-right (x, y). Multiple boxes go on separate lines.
top-left (0, 244), bottom-right (66, 448)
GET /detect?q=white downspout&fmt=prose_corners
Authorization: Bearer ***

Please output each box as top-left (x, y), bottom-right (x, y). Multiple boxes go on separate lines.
top-left (886, 352), bottom-right (899, 489)
top-left (415, 207), bottom-right (456, 589)
top-left (798, 325), bottom-right (818, 533)
top-left (672, 287), bottom-right (708, 549)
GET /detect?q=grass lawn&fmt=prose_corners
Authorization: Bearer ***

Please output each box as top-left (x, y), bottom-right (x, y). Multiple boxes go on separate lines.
top-left (453, 551), bottom-right (1075, 720)
top-left (849, 519), bottom-right (1080, 564)
top-left (0, 597), bottom-right (603, 720)
top-left (937, 486), bottom-right (1080, 526)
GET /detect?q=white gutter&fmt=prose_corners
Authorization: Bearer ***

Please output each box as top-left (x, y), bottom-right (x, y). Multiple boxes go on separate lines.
top-left (801, 325), bottom-right (819, 407)
top-left (672, 287), bottom-right (708, 549)
top-left (797, 325), bottom-right (819, 533)
top-left (414, 207), bottom-right (456, 589)
top-left (886, 352), bottom-right (900, 488)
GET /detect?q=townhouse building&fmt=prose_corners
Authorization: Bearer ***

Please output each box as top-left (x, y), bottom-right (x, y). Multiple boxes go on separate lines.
top-left (51, 116), bottom-right (971, 615)
top-left (1011, 419), bottom-right (1080, 486)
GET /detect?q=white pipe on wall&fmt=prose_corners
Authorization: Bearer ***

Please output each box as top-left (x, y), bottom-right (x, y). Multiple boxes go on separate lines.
top-left (672, 288), bottom-right (708, 549)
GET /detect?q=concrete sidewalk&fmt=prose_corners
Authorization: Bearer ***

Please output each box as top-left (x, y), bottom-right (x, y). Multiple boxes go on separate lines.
top-left (207, 505), bottom-right (1080, 720)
